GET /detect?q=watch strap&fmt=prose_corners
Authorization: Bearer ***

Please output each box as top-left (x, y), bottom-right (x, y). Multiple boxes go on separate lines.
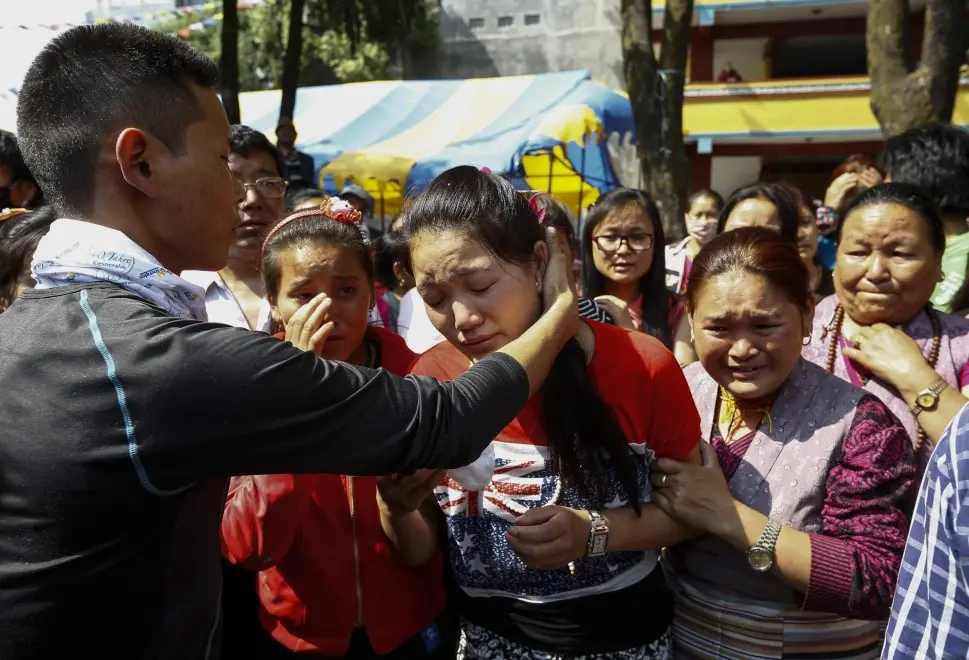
top-left (754, 519), bottom-right (782, 554)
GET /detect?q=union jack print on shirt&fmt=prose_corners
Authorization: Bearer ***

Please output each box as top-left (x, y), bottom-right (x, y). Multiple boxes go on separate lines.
top-left (436, 440), bottom-right (657, 600)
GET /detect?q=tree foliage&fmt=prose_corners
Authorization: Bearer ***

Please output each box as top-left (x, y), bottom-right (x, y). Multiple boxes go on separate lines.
top-left (158, 0), bottom-right (439, 93)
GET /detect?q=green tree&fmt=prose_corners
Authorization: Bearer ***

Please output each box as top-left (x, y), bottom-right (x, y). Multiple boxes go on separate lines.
top-left (158, 0), bottom-right (439, 94)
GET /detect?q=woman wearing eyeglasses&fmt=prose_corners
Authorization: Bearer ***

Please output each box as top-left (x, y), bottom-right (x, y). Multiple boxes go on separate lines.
top-left (581, 188), bottom-right (696, 366)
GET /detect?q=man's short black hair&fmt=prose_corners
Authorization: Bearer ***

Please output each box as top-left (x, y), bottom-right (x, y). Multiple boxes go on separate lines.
top-left (230, 125), bottom-right (284, 178)
top-left (879, 123), bottom-right (969, 218)
top-left (16, 23), bottom-right (219, 217)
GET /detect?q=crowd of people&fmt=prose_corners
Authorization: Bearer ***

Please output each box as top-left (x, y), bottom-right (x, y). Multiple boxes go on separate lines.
top-left (3, 21), bottom-right (969, 660)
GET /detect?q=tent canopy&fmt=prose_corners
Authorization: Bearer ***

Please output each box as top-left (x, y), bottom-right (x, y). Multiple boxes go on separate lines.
top-left (239, 71), bottom-right (635, 217)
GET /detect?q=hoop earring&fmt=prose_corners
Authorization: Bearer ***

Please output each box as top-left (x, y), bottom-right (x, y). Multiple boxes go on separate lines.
top-left (802, 336), bottom-right (811, 346)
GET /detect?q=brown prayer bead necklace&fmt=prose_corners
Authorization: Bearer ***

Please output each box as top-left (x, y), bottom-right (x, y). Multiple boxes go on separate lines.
top-left (824, 304), bottom-right (941, 454)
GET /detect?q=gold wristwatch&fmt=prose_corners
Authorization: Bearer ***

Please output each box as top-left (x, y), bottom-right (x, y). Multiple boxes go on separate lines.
top-left (912, 379), bottom-right (948, 418)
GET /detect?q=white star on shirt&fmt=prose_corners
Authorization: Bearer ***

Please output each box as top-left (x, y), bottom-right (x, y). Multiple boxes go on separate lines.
top-left (468, 556), bottom-right (490, 576)
top-left (606, 493), bottom-right (627, 508)
top-left (457, 532), bottom-right (477, 554)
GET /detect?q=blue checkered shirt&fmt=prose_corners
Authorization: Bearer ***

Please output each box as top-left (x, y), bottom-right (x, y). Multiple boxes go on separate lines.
top-left (883, 403), bottom-right (969, 659)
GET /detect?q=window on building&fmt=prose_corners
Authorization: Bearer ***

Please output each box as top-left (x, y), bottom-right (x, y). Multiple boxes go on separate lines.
top-left (497, 16), bottom-right (514, 28)
top-left (524, 14), bottom-right (541, 25)
top-left (770, 34), bottom-right (867, 79)
top-left (469, 17), bottom-right (485, 30)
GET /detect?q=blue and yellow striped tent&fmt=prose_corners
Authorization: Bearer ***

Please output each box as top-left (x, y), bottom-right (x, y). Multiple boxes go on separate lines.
top-left (239, 70), bottom-right (634, 217)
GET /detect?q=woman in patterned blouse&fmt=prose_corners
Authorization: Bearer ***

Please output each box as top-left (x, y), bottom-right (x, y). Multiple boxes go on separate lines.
top-left (652, 227), bottom-right (916, 659)
top-left (377, 166), bottom-right (703, 659)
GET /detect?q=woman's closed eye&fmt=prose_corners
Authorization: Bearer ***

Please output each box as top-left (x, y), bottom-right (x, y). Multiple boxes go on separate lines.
top-left (468, 280), bottom-right (497, 294)
top-left (422, 293), bottom-right (445, 308)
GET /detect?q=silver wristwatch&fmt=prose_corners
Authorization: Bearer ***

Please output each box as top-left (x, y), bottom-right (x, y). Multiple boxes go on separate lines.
top-left (745, 519), bottom-right (782, 572)
top-left (586, 510), bottom-right (609, 557)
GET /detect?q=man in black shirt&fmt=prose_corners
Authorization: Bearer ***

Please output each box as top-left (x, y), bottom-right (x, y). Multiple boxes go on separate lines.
top-left (1, 23), bottom-right (576, 659)
top-left (276, 116), bottom-right (315, 185)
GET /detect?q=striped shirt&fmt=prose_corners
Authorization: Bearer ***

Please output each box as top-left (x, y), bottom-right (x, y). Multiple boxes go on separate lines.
top-left (578, 297), bottom-right (610, 323)
top-left (882, 402), bottom-right (969, 659)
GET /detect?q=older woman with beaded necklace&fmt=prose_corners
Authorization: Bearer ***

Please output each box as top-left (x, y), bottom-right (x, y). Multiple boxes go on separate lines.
top-left (802, 183), bottom-right (969, 473)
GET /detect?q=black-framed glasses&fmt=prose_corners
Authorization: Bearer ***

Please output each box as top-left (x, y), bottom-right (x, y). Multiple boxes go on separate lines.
top-left (593, 233), bottom-right (654, 253)
top-left (238, 176), bottom-right (289, 199)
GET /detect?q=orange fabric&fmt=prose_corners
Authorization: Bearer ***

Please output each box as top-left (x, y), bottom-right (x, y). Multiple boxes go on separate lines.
top-left (221, 326), bottom-right (444, 655)
top-left (412, 320), bottom-right (699, 460)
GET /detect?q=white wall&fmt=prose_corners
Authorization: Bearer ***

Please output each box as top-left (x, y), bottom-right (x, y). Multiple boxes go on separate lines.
top-left (712, 38), bottom-right (770, 82)
top-left (711, 156), bottom-right (762, 198)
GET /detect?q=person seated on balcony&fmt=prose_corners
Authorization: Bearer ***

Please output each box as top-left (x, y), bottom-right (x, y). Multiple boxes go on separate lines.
top-left (716, 63), bottom-right (743, 83)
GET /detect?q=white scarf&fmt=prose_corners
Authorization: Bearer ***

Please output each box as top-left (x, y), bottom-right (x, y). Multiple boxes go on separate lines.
top-left (31, 219), bottom-right (208, 321)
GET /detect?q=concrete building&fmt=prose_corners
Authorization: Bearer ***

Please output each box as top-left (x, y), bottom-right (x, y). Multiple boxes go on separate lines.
top-left (438, 0), bottom-right (626, 89)
top-left (437, 0), bottom-right (963, 201)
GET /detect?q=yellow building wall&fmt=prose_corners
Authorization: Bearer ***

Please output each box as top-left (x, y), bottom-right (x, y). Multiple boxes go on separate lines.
top-left (683, 77), bottom-right (969, 138)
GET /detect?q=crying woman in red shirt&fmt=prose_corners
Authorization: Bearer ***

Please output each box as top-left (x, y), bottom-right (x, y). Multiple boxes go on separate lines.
top-left (220, 199), bottom-right (451, 659)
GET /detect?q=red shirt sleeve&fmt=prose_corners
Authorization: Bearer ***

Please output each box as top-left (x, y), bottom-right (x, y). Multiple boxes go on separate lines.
top-left (410, 342), bottom-right (467, 380)
top-left (220, 473), bottom-right (322, 570)
top-left (641, 338), bottom-right (700, 460)
top-left (589, 322), bottom-right (700, 461)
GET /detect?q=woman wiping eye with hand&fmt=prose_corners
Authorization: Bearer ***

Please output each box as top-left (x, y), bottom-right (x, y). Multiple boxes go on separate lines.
top-left (377, 166), bottom-right (702, 660)
top-left (220, 198), bottom-right (454, 660)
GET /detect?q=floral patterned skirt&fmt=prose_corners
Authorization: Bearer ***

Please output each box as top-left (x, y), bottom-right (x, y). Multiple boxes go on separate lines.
top-left (456, 619), bottom-right (673, 660)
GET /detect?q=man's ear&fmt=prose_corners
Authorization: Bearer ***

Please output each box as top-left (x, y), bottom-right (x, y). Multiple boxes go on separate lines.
top-left (115, 128), bottom-right (160, 198)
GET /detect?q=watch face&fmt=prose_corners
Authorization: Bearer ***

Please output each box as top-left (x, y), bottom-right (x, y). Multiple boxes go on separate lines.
top-left (746, 547), bottom-right (773, 572)
top-left (592, 534), bottom-right (608, 555)
top-left (917, 392), bottom-right (937, 409)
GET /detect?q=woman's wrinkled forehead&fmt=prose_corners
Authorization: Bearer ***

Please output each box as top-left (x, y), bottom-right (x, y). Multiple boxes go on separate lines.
top-left (409, 229), bottom-right (496, 283)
